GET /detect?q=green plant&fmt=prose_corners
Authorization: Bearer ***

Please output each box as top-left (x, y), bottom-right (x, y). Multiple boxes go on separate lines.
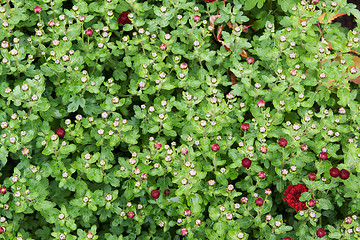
top-left (1, 0), bottom-right (360, 239)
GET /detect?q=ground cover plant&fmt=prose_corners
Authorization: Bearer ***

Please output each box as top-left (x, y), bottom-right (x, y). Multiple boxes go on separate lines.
top-left (1, 0), bottom-right (360, 239)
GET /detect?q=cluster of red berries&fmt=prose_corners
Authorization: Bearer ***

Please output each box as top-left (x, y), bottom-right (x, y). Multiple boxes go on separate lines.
top-left (150, 189), bottom-right (170, 199)
top-left (330, 167), bottom-right (350, 180)
top-left (283, 183), bottom-right (309, 211)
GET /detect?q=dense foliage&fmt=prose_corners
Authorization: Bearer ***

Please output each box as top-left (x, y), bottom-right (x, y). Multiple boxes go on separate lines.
top-left (1, 0), bottom-right (360, 239)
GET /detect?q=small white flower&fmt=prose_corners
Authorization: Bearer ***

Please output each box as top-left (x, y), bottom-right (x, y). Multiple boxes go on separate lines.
top-left (160, 6), bottom-right (167, 12)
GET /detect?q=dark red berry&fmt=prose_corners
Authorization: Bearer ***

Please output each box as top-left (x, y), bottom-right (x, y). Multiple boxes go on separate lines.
top-left (0, 186), bottom-right (6, 194)
top-left (128, 211), bottom-right (135, 218)
top-left (164, 189), bottom-right (170, 196)
top-left (257, 100), bottom-right (265, 108)
top-left (34, 6), bottom-right (42, 13)
top-left (150, 189), bottom-right (160, 199)
top-left (308, 199), bottom-right (316, 207)
top-left (319, 152), bottom-right (328, 160)
top-left (278, 138), bottom-right (287, 147)
top-left (330, 167), bottom-right (340, 178)
top-left (55, 128), bottom-right (65, 138)
top-left (339, 169), bottom-right (350, 180)
top-left (241, 123), bottom-right (249, 131)
top-left (242, 158), bottom-right (251, 168)
top-left (118, 11), bottom-right (131, 25)
top-left (211, 143), bottom-right (220, 152)
top-left (247, 57), bottom-right (254, 64)
top-left (154, 142), bottom-right (162, 149)
top-left (301, 144), bottom-right (308, 151)
top-left (258, 171), bottom-right (266, 179)
top-left (255, 198), bottom-right (263, 206)
top-left (308, 172), bottom-right (316, 180)
top-left (316, 228), bottom-right (326, 238)
top-left (85, 28), bottom-right (93, 36)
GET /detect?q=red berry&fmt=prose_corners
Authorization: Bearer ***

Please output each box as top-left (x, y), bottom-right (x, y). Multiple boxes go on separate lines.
top-left (316, 228), bottom-right (326, 238)
top-left (118, 11), bottom-right (131, 25)
top-left (284, 238), bottom-right (292, 240)
top-left (85, 28), bottom-right (93, 36)
top-left (0, 186), bottom-right (6, 194)
top-left (319, 152), bottom-right (328, 160)
top-left (278, 138), bottom-right (287, 147)
top-left (241, 123), bottom-right (249, 131)
top-left (127, 211), bottom-right (135, 218)
top-left (255, 198), bottom-right (263, 206)
top-left (247, 57), bottom-right (254, 64)
top-left (308, 172), bottom-right (316, 180)
top-left (180, 228), bottom-right (188, 236)
top-left (308, 199), bottom-right (316, 207)
top-left (164, 189), bottom-right (170, 196)
top-left (55, 128), bottom-right (65, 138)
top-left (160, 44), bottom-right (167, 51)
top-left (150, 189), bottom-right (160, 199)
top-left (193, 15), bottom-right (200, 22)
top-left (330, 167), bottom-right (340, 178)
top-left (242, 158), bottom-right (251, 168)
top-left (339, 169), bottom-right (350, 180)
top-left (301, 144), bottom-right (308, 151)
top-left (34, 6), bottom-right (42, 13)
top-left (211, 143), bottom-right (220, 152)
top-left (258, 171), bottom-right (266, 179)
top-left (154, 142), bottom-right (162, 149)
top-left (257, 100), bottom-right (265, 108)
top-left (180, 147), bottom-right (188, 154)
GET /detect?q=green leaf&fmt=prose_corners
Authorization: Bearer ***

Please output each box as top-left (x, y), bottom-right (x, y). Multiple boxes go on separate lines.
top-left (188, 193), bottom-right (203, 215)
top-left (299, 192), bottom-right (311, 201)
top-left (317, 198), bottom-right (334, 210)
top-left (67, 24), bottom-right (82, 41)
top-left (68, 96), bottom-right (86, 112)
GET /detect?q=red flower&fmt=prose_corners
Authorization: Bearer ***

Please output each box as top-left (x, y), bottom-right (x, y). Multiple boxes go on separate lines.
top-left (0, 186), bottom-right (6, 194)
top-left (241, 123), bottom-right (249, 131)
top-left (300, 144), bottom-right (308, 151)
top-left (164, 189), bottom-right (170, 196)
top-left (154, 142), bottom-right (162, 149)
top-left (127, 211), bottom-right (135, 218)
top-left (56, 128), bottom-right (65, 138)
top-left (211, 143), bottom-right (220, 152)
top-left (316, 228), bottom-right (326, 238)
top-left (283, 183), bottom-right (309, 211)
top-left (205, 0), bottom-right (217, 2)
top-left (307, 199), bottom-right (316, 207)
top-left (340, 169), bottom-right (350, 180)
top-left (34, 6), bottom-right (42, 13)
top-left (242, 158), bottom-right (251, 168)
top-left (85, 28), bottom-right (93, 36)
top-left (278, 138), bottom-right (287, 147)
top-left (330, 167), bottom-right (340, 177)
top-left (118, 11), bottom-right (131, 25)
top-left (150, 189), bottom-right (160, 199)
top-left (284, 238), bottom-right (292, 240)
top-left (319, 152), bottom-right (328, 160)
top-left (308, 172), bottom-right (316, 180)
top-left (255, 198), bottom-right (263, 206)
